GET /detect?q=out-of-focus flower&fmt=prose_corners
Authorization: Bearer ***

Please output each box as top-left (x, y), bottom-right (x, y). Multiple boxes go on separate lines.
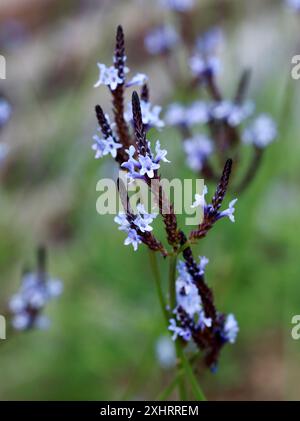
top-left (124, 100), bottom-right (164, 129)
top-left (196, 27), bottom-right (223, 56)
top-left (286, 0), bottom-right (300, 12)
top-left (159, 0), bottom-right (195, 12)
top-left (189, 55), bottom-right (221, 79)
top-left (222, 314), bottom-right (239, 343)
top-left (165, 103), bottom-right (187, 126)
top-left (183, 135), bottom-right (213, 171)
top-left (155, 335), bottom-right (176, 369)
top-left (144, 25), bottom-right (179, 55)
top-left (0, 98), bottom-right (12, 128)
top-left (9, 272), bottom-right (63, 331)
top-left (186, 101), bottom-right (210, 126)
top-left (126, 73), bottom-right (148, 88)
top-left (210, 100), bottom-right (254, 126)
top-left (242, 114), bottom-right (277, 148)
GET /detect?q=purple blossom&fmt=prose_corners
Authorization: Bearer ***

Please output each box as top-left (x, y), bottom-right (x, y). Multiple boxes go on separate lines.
top-left (126, 73), bottom-right (148, 88)
top-left (92, 134), bottom-right (122, 159)
top-left (9, 272), bottom-right (63, 331)
top-left (222, 314), bottom-right (239, 343)
top-left (183, 135), bottom-right (213, 171)
top-left (124, 100), bottom-right (165, 129)
top-left (124, 229), bottom-right (142, 251)
top-left (94, 64), bottom-right (124, 90)
top-left (168, 318), bottom-right (192, 341)
top-left (242, 114), bottom-right (277, 148)
top-left (144, 25), bottom-right (179, 55)
top-left (218, 199), bottom-right (238, 223)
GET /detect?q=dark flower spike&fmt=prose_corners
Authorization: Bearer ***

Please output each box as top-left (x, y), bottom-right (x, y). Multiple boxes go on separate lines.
top-left (112, 25), bottom-right (131, 148)
top-left (211, 158), bottom-right (232, 212)
top-left (189, 159), bottom-right (234, 241)
top-left (94, 104), bottom-right (126, 164)
top-left (140, 83), bottom-right (149, 103)
top-left (131, 91), bottom-right (151, 156)
top-left (234, 68), bottom-right (251, 105)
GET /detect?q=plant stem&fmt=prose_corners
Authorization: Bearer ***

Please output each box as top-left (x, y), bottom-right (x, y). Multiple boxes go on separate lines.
top-left (148, 251), bottom-right (169, 325)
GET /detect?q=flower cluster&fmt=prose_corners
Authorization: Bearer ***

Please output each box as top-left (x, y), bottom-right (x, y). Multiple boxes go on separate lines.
top-left (286, 0), bottom-right (300, 12)
top-left (92, 26), bottom-right (238, 371)
top-left (8, 248), bottom-right (63, 331)
top-left (169, 258), bottom-right (238, 367)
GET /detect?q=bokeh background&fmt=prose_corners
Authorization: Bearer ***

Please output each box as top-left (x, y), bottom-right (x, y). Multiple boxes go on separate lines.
top-left (0, 0), bottom-right (299, 400)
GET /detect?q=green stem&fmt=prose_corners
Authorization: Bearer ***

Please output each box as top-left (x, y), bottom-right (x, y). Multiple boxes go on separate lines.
top-left (155, 370), bottom-right (183, 401)
top-left (178, 347), bottom-right (207, 401)
top-left (148, 251), bottom-right (169, 325)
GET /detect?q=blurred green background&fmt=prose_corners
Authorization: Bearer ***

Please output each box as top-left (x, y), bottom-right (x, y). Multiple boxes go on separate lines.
top-left (0, 0), bottom-right (299, 400)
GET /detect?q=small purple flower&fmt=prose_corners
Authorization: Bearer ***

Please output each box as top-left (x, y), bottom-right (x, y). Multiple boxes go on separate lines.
top-left (114, 213), bottom-right (130, 231)
top-left (145, 25), bottom-right (179, 55)
top-left (0, 98), bottom-right (12, 127)
top-left (94, 63), bottom-right (124, 91)
top-left (124, 228), bottom-right (142, 251)
top-left (168, 318), bottom-right (192, 341)
top-left (219, 199), bottom-right (238, 223)
top-left (196, 311), bottom-right (212, 331)
top-left (125, 100), bottom-right (164, 129)
top-left (189, 55), bottom-right (221, 79)
top-left (183, 135), bottom-right (213, 171)
top-left (242, 114), bottom-right (277, 148)
top-left (160, 0), bottom-right (195, 12)
top-left (191, 185), bottom-right (208, 209)
top-left (126, 73), bottom-right (148, 88)
top-left (154, 140), bottom-right (169, 163)
top-left (9, 272), bottom-right (63, 331)
top-left (165, 103), bottom-right (187, 126)
top-left (92, 135), bottom-right (122, 159)
top-left (222, 314), bottom-right (239, 343)
top-left (138, 154), bottom-right (160, 178)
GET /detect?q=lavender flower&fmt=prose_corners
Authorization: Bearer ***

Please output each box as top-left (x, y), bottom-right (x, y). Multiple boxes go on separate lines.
top-left (92, 134), bottom-right (122, 159)
top-left (286, 0), bottom-right (300, 12)
top-left (165, 103), bottom-right (187, 126)
top-left (159, 0), bottom-right (195, 12)
top-left (222, 314), bottom-right (239, 344)
top-left (126, 73), bottom-right (148, 88)
top-left (114, 204), bottom-right (158, 251)
top-left (121, 140), bottom-right (169, 180)
top-left (189, 55), bottom-right (221, 79)
top-left (210, 100), bottom-right (254, 127)
top-left (0, 98), bottom-right (12, 128)
top-left (168, 318), bottom-right (192, 341)
top-left (242, 114), bottom-right (277, 148)
top-left (124, 99), bottom-right (165, 129)
top-left (192, 184), bottom-right (237, 223)
top-left (9, 263), bottom-right (63, 331)
top-left (144, 25), bottom-right (179, 55)
top-left (183, 135), bottom-right (213, 171)
top-left (196, 27), bottom-right (223, 56)
top-left (218, 198), bottom-right (238, 223)
top-left (94, 63), bottom-right (125, 90)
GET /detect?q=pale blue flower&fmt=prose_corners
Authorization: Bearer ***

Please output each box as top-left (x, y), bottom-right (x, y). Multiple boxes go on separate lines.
top-left (0, 98), bottom-right (12, 127)
top-left (92, 135), bottom-right (122, 159)
top-left (124, 228), bottom-right (142, 251)
top-left (145, 25), bottom-right (179, 55)
top-left (242, 114), bottom-right (277, 148)
top-left (222, 314), bottom-right (239, 343)
top-left (138, 154), bottom-right (160, 178)
top-left (94, 63), bottom-right (124, 90)
top-left (155, 335), bottom-right (176, 369)
top-left (191, 185), bottom-right (208, 209)
top-left (154, 140), bottom-right (169, 163)
top-left (126, 73), bottom-right (148, 87)
top-left (168, 318), bottom-right (192, 341)
top-left (183, 135), bottom-right (213, 171)
top-left (124, 100), bottom-right (164, 129)
top-left (219, 199), bottom-right (238, 223)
